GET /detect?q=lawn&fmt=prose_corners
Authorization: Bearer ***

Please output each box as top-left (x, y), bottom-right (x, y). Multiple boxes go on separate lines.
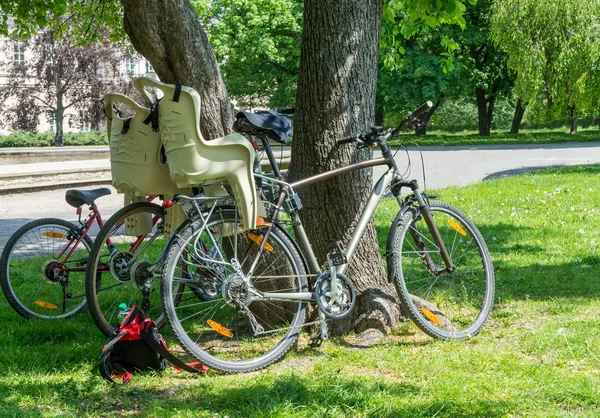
top-left (2, 164), bottom-right (600, 417)
top-left (389, 127), bottom-right (600, 147)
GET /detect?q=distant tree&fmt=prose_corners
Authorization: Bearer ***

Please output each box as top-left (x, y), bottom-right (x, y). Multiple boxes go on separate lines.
top-left (491, 0), bottom-right (600, 134)
top-left (376, 33), bottom-right (464, 134)
top-left (0, 27), bottom-right (130, 146)
top-left (195, 0), bottom-right (302, 108)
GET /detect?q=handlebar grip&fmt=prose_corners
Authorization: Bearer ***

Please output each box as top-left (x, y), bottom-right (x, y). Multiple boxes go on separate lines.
top-left (411, 101), bottom-right (433, 117)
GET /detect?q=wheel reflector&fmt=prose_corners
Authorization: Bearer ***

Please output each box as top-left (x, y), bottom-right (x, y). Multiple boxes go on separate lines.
top-left (247, 233), bottom-right (273, 252)
top-left (207, 320), bottom-right (233, 337)
top-left (420, 307), bottom-right (442, 325)
top-left (34, 301), bottom-right (59, 310)
top-left (447, 220), bottom-right (466, 236)
top-left (42, 232), bottom-right (66, 239)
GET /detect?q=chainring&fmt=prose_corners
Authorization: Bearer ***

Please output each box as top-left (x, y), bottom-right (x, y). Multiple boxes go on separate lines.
top-left (314, 272), bottom-right (356, 320)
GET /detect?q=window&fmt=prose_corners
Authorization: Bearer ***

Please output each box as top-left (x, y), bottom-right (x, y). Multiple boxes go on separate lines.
top-left (145, 59), bottom-right (154, 74)
top-left (45, 45), bottom-right (55, 67)
top-left (13, 42), bottom-right (25, 65)
top-left (125, 56), bottom-right (137, 75)
top-left (47, 113), bottom-right (56, 133)
top-left (78, 110), bottom-right (90, 132)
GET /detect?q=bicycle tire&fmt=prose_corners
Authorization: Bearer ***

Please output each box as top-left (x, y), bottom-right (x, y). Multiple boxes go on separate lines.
top-left (161, 208), bottom-right (308, 373)
top-left (389, 200), bottom-right (494, 339)
top-left (0, 218), bottom-right (92, 319)
top-left (85, 202), bottom-right (166, 337)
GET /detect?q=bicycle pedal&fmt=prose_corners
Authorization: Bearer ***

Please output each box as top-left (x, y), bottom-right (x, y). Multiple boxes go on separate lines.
top-left (308, 333), bottom-right (324, 348)
top-left (328, 241), bottom-right (347, 266)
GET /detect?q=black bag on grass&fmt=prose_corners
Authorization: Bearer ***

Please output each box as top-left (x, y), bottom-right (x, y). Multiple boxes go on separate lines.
top-left (98, 306), bottom-right (207, 384)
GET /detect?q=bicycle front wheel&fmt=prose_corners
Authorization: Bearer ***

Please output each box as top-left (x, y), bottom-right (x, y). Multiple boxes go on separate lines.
top-left (0, 218), bottom-right (91, 319)
top-left (85, 202), bottom-right (166, 337)
top-left (389, 200), bottom-right (494, 339)
top-left (162, 208), bottom-right (308, 373)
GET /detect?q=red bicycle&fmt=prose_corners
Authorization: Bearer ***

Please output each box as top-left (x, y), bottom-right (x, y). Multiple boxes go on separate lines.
top-left (0, 188), bottom-right (158, 320)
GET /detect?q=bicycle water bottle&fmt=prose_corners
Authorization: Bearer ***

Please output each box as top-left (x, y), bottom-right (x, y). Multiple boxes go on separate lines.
top-left (118, 303), bottom-right (130, 318)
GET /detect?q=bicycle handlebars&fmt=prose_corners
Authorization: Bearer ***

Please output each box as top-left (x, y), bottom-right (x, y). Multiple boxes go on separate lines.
top-left (337, 101), bottom-right (433, 147)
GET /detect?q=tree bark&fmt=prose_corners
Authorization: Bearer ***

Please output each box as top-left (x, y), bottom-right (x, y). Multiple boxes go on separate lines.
top-left (55, 93), bottom-right (64, 147)
top-left (291, 0), bottom-right (401, 338)
top-left (415, 99), bottom-right (441, 136)
top-left (509, 98), bottom-right (526, 135)
top-left (570, 116), bottom-right (578, 134)
top-left (121, 0), bottom-right (233, 139)
top-left (476, 88), bottom-right (493, 137)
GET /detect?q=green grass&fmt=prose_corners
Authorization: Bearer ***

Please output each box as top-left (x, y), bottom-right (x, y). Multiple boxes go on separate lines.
top-left (3, 164), bottom-right (600, 416)
top-left (389, 127), bottom-right (600, 147)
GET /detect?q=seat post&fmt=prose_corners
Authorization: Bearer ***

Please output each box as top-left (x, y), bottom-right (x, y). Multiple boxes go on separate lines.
top-left (261, 136), bottom-right (283, 180)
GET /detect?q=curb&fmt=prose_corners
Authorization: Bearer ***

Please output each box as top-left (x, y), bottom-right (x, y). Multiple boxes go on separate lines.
top-left (0, 169), bottom-right (112, 195)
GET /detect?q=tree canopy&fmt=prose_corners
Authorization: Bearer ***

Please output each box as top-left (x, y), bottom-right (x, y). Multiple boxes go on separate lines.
top-left (491, 0), bottom-right (600, 117)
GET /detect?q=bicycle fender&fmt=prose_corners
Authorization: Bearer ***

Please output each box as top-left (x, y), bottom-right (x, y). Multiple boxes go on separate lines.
top-left (159, 217), bottom-right (194, 268)
top-left (385, 206), bottom-right (415, 283)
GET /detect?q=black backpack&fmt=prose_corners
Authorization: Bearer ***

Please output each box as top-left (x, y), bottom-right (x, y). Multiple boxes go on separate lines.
top-left (98, 306), bottom-right (208, 384)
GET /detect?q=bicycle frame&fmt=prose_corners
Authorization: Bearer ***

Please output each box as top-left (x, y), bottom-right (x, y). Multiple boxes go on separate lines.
top-left (55, 204), bottom-right (106, 274)
top-left (251, 142), bottom-right (456, 304)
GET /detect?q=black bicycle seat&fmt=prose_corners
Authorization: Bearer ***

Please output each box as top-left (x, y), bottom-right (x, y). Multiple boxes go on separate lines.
top-left (235, 110), bottom-right (293, 144)
top-left (65, 188), bottom-right (112, 208)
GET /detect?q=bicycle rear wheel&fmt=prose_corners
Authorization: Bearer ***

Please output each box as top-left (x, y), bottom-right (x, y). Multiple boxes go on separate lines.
top-left (161, 208), bottom-right (308, 373)
top-left (389, 200), bottom-right (494, 339)
top-left (85, 202), bottom-right (166, 337)
top-left (0, 218), bottom-right (91, 319)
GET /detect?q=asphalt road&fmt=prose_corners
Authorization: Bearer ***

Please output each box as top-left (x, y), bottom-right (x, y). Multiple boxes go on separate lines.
top-left (1, 141), bottom-right (599, 251)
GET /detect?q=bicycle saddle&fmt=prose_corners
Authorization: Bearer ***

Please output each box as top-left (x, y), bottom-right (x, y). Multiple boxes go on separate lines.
top-left (235, 110), bottom-right (293, 144)
top-left (65, 188), bottom-right (112, 208)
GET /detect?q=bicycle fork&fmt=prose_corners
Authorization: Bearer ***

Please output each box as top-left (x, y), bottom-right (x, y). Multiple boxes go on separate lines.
top-left (397, 180), bottom-right (456, 274)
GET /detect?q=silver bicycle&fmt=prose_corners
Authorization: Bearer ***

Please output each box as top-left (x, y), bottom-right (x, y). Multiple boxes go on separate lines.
top-left (159, 102), bottom-right (495, 373)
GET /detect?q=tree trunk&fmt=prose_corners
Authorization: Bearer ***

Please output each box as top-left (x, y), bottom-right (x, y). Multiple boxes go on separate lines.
top-left (570, 116), bottom-right (578, 134)
top-left (291, 0), bottom-right (401, 339)
top-left (54, 93), bottom-right (64, 147)
top-left (510, 98), bottom-right (526, 135)
top-left (121, 0), bottom-right (233, 139)
top-left (476, 88), bottom-right (492, 137)
top-left (415, 99), bottom-right (441, 136)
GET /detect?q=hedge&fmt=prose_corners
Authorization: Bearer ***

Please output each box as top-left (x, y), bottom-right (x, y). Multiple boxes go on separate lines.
top-left (0, 131), bottom-right (108, 147)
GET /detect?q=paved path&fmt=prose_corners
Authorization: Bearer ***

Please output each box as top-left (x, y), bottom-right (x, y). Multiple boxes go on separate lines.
top-left (1, 142), bottom-right (599, 251)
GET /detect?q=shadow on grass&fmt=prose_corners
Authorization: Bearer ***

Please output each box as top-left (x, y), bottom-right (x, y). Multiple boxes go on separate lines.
top-left (0, 372), bottom-right (519, 417)
top-left (375, 213), bottom-right (600, 302)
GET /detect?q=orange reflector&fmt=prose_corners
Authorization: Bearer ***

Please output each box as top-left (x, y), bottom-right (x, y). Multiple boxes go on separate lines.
top-left (207, 320), bottom-right (233, 338)
top-left (42, 232), bottom-right (66, 239)
top-left (247, 233), bottom-right (273, 252)
top-left (34, 300), bottom-right (58, 310)
top-left (421, 307), bottom-right (442, 325)
top-left (447, 220), bottom-right (467, 236)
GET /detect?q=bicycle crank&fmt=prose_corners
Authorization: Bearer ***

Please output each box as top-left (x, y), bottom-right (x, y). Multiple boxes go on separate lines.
top-left (314, 272), bottom-right (356, 320)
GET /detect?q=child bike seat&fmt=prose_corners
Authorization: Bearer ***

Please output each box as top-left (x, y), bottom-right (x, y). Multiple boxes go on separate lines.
top-left (104, 93), bottom-right (187, 198)
top-left (134, 77), bottom-right (258, 230)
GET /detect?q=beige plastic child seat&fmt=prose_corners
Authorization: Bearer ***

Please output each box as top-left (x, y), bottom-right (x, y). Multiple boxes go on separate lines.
top-left (134, 77), bottom-right (257, 230)
top-left (104, 93), bottom-right (186, 198)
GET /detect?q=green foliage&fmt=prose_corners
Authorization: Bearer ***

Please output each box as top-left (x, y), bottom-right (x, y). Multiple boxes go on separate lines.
top-left (490, 0), bottom-right (600, 115)
top-left (196, 0), bottom-right (302, 108)
top-left (0, 1), bottom-right (125, 44)
top-left (381, 0), bottom-right (475, 71)
top-left (414, 97), bottom-right (516, 132)
top-left (0, 131), bottom-right (107, 147)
